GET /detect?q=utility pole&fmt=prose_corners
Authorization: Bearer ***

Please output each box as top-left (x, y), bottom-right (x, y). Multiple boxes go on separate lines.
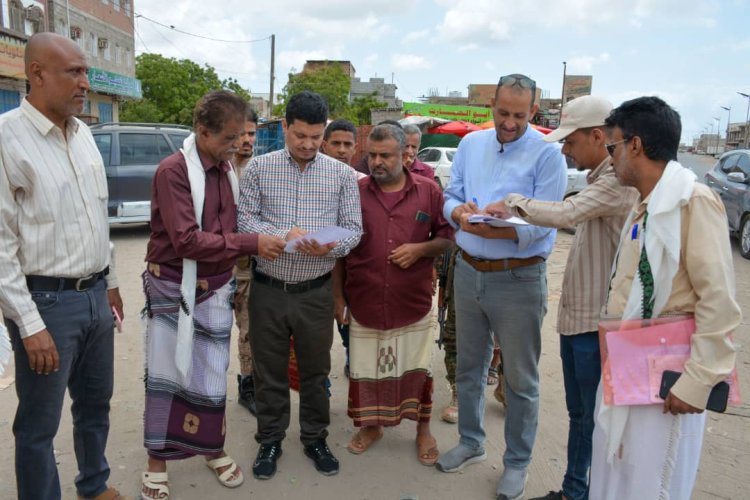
top-left (721, 106), bottom-right (731, 149)
top-left (714, 116), bottom-right (721, 154)
top-left (268, 34), bottom-right (275, 119)
top-left (738, 92), bottom-right (750, 149)
top-left (560, 61), bottom-right (567, 115)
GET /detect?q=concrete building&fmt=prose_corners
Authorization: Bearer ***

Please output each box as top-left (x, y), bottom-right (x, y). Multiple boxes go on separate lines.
top-left (350, 76), bottom-right (401, 108)
top-left (0, 0), bottom-right (47, 112)
top-left (0, 0), bottom-right (140, 121)
top-left (303, 59), bottom-right (356, 78)
top-left (47, 0), bottom-right (140, 123)
top-left (726, 121), bottom-right (749, 150)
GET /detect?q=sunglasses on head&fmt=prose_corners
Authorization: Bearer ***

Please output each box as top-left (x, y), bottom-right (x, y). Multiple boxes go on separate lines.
top-left (605, 138), bottom-right (630, 156)
top-left (498, 75), bottom-right (536, 90)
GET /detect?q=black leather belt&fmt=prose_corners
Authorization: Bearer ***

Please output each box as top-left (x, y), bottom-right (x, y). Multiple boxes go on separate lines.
top-left (252, 271), bottom-right (331, 294)
top-left (26, 267), bottom-right (109, 292)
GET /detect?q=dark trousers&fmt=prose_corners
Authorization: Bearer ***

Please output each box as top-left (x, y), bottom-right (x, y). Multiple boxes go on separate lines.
top-left (560, 332), bottom-right (601, 500)
top-left (249, 278), bottom-right (334, 445)
top-left (8, 279), bottom-right (114, 500)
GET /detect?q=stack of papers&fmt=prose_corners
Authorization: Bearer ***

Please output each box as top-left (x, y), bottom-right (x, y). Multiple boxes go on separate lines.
top-left (468, 214), bottom-right (529, 227)
top-left (285, 226), bottom-right (358, 253)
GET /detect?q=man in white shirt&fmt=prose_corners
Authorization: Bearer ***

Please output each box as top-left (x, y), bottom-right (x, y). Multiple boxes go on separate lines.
top-left (0, 33), bottom-right (125, 500)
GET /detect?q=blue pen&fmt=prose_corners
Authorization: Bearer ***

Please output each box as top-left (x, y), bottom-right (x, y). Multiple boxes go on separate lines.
top-left (472, 197), bottom-right (479, 206)
top-left (631, 223), bottom-right (638, 240)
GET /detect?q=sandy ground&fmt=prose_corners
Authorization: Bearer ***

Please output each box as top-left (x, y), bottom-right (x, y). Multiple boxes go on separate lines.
top-left (0, 217), bottom-right (748, 499)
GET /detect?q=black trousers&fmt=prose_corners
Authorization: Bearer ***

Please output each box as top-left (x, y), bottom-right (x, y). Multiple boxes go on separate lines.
top-left (248, 277), bottom-right (334, 445)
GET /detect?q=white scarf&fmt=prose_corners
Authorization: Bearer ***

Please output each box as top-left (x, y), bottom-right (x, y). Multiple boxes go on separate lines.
top-left (599, 160), bottom-right (696, 461)
top-left (174, 133), bottom-right (239, 380)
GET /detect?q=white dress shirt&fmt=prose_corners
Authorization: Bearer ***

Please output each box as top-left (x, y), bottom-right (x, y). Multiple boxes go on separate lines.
top-left (0, 99), bottom-right (117, 338)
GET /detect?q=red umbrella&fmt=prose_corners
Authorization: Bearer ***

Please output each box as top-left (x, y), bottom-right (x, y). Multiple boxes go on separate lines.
top-left (428, 120), bottom-right (481, 137)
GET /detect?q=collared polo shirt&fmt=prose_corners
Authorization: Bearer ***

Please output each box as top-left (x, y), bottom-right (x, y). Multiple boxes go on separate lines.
top-left (345, 170), bottom-right (453, 330)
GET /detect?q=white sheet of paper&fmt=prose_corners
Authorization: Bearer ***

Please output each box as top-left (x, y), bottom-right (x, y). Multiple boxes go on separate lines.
top-left (468, 214), bottom-right (529, 227)
top-left (284, 226), bottom-right (358, 253)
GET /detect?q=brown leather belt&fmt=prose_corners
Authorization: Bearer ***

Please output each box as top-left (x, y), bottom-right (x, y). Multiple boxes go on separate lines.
top-left (460, 250), bottom-right (544, 272)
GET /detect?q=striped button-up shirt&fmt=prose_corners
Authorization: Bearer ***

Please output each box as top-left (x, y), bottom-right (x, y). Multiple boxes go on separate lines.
top-left (238, 148), bottom-right (362, 282)
top-left (0, 99), bottom-right (116, 338)
top-left (505, 158), bottom-right (638, 335)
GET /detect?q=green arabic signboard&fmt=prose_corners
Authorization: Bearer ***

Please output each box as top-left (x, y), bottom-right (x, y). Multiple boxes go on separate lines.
top-left (403, 102), bottom-right (492, 124)
top-left (88, 67), bottom-right (142, 99)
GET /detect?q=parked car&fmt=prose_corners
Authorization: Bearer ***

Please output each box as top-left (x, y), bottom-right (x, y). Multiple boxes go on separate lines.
top-left (704, 149), bottom-right (750, 259)
top-left (91, 122), bottom-right (191, 224)
top-left (417, 147), bottom-right (456, 189)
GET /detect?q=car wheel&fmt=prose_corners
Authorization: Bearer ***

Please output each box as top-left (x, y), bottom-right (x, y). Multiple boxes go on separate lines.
top-left (740, 214), bottom-right (750, 259)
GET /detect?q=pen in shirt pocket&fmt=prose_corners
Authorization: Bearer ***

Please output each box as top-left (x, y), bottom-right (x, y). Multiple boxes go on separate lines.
top-left (631, 223), bottom-right (639, 240)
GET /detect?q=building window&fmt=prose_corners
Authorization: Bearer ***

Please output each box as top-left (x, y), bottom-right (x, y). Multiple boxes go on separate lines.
top-left (88, 32), bottom-right (97, 57)
top-left (123, 0), bottom-right (131, 16)
top-left (115, 45), bottom-right (122, 64)
top-left (26, 6), bottom-right (43, 34)
top-left (113, 0), bottom-right (120, 11)
top-left (9, 0), bottom-right (24, 33)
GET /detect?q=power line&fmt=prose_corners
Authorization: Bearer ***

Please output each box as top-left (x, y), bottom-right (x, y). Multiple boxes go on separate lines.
top-left (134, 12), bottom-right (272, 44)
top-left (134, 16), bottom-right (150, 52)
top-left (138, 19), bottom-right (259, 78)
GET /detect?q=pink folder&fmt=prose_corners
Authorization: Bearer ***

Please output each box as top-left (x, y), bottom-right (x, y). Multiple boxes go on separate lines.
top-left (599, 316), bottom-right (741, 407)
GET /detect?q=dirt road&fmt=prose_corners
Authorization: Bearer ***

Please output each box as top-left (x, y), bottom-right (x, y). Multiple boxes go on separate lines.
top-left (0, 226), bottom-right (747, 499)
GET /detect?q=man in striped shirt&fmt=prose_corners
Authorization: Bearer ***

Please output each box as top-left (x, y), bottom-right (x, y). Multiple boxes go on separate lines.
top-left (485, 96), bottom-right (638, 500)
top-left (238, 91), bottom-right (362, 480)
top-left (0, 33), bottom-right (125, 500)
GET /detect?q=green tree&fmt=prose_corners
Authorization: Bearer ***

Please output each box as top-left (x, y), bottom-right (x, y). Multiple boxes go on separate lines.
top-left (121, 53), bottom-right (252, 125)
top-left (275, 63), bottom-right (351, 118)
top-left (343, 94), bottom-right (387, 126)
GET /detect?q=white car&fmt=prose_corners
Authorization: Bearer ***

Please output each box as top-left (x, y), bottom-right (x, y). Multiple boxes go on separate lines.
top-left (417, 147), bottom-right (456, 189)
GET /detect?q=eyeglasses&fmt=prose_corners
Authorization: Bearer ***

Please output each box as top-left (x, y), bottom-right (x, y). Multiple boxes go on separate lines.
top-left (498, 74), bottom-right (536, 90)
top-left (605, 138), bottom-right (629, 156)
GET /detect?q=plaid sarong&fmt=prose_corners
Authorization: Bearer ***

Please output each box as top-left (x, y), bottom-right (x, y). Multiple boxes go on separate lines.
top-left (142, 270), bottom-right (234, 460)
top-left (347, 307), bottom-right (435, 427)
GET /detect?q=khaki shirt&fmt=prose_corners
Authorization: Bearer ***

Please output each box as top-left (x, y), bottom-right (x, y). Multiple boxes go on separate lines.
top-left (605, 183), bottom-right (740, 409)
top-left (506, 159), bottom-right (638, 335)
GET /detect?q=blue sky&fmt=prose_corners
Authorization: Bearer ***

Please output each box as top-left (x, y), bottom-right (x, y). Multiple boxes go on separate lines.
top-left (134, 0), bottom-right (750, 143)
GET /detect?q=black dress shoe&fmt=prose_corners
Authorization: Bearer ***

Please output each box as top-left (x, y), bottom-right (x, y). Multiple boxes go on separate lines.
top-left (304, 439), bottom-right (339, 476)
top-left (252, 441), bottom-right (282, 480)
top-left (238, 374), bottom-right (257, 416)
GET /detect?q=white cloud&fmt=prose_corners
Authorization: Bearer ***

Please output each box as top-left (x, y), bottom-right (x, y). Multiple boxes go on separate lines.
top-left (402, 29), bottom-right (429, 43)
top-left (433, 0), bottom-right (719, 48)
top-left (391, 53), bottom-right (432, 70)
top-left (567, 53), bottom-right (611, 73)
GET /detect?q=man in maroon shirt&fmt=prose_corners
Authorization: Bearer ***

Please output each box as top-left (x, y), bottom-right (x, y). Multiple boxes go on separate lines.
top-left (334, 124), bottom-right (453, 465)
top-left (403, 123), bottom-right (436, 181)
top-left (140, 91), bottom-right (285, 500)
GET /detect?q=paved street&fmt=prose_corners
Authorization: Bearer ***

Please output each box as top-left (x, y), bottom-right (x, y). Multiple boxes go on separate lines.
top-left (0, 185), bottom-right (747, 498)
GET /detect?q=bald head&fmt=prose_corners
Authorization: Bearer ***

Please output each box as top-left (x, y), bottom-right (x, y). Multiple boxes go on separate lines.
top-left (25, 32), bottom-right (90, 130)
top-left (25, 32), bottom-right (84, 76)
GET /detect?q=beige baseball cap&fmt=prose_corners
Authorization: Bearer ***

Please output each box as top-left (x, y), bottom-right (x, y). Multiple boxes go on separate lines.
top-left (544, 95), bottom-right (613, 143)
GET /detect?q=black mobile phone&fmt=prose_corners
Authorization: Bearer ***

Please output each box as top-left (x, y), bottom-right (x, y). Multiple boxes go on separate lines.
top-left (659, 370), bottom-right (729, 413)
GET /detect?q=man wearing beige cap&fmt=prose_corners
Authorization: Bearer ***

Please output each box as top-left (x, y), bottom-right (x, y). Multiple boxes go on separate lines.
top-left (485, 95), bottom-right (637, 500)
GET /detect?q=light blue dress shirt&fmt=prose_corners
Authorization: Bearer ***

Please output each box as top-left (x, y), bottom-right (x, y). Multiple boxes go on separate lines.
top-left (443, 127), bottom-right (567, 259)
